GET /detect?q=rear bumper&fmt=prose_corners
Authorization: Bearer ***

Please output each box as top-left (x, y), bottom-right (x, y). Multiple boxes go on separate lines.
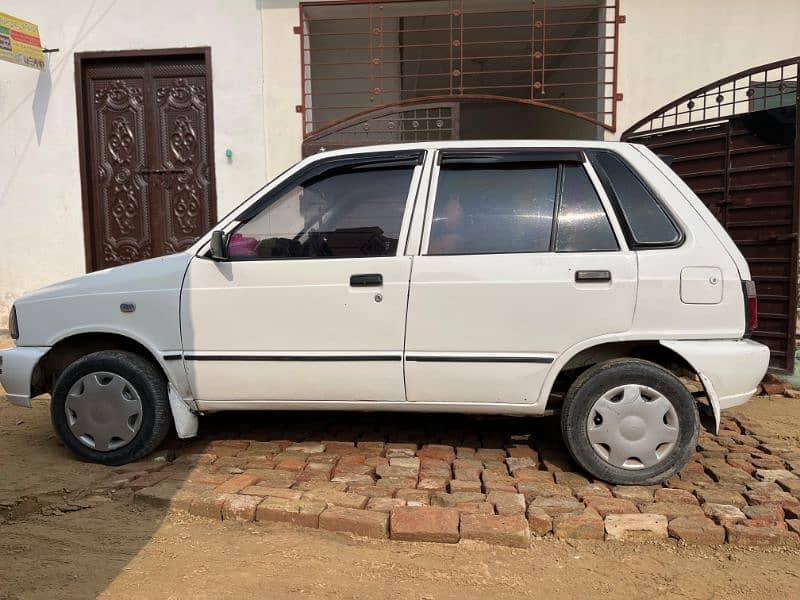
top-left (660, 338), bottom-right (769, 430)
top-left (0, 346), bottom-right (50, 407)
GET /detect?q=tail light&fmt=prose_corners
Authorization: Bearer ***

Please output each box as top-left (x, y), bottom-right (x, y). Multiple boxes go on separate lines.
top-left (742, 280), bottom-right (758, 335)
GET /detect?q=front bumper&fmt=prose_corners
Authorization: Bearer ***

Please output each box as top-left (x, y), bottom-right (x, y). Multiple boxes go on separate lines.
top-left (0, 346), bottom-right (50, 407)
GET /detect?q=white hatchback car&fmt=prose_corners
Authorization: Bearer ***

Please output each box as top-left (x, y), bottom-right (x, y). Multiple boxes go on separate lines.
top-left (1, 141), bottom-right (769, 484)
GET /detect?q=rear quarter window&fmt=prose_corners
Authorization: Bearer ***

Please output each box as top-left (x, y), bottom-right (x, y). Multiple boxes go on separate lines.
top-left (587, 150), bottom-right (683, 248)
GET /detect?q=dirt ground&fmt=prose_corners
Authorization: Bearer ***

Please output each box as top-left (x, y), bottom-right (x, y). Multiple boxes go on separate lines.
top-left (2, 337), bottom-right (800, 598)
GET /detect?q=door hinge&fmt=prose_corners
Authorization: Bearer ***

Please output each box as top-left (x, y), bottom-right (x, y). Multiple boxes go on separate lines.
top-left (293, 25), bottom-right (302, 34)
top-left (616, 14), bottom-right (626, 24)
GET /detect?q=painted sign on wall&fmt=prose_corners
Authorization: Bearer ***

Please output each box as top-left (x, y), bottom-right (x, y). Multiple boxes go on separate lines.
top-left (0, 12), bottom-right (44, 70)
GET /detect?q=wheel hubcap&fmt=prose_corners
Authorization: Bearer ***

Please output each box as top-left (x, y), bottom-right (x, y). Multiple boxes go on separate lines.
top-left (586, 384), bottom-right (679, 470)
top-left (64, 372), bottom-right (143, 452)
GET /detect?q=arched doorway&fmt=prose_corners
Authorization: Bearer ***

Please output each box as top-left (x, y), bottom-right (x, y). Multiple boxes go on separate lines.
top-left (623, 57), bottom-right (799, 372)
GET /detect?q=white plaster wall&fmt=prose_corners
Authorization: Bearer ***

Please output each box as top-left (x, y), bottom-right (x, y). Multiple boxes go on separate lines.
top-left (614, 0), bottom-right (800, 137)
top-left (0, 0), bottom-right (266, 320)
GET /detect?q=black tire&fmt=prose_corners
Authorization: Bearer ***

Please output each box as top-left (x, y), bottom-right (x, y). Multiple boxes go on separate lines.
top-left (560, 358), bottom-right (699, 485)
top-left (51, 350), bottom-right (172, 465)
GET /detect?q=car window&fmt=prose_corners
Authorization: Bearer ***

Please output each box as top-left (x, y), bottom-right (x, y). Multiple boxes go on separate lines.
top-left (428, 165), bottom-right (558, 255)
top-left (229, 166), bottom-right (414, 259)
top-left (555, 165), bottom-right (618, 252)
top-left (587, 150), bottom-right (682, 247)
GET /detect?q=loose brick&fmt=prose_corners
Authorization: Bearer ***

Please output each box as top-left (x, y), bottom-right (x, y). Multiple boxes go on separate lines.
top-left (487, 491), bottom-right (526, 516)
top-left (396, 489), bottom-right (431, 505)
top-left (517, 481), bottom-right (573, 503)
top-left (417, 445), bottom-right (456, 464)
top-left (726, 524), bottom-right (799, 547)
top-left (743, 504), bottom-right (785, 526)
top-left (318, 507), bottom-right (390, 539)
top-left (573, 484), bottom-right (612, 501)
top-left (527, 506), bottom-right (553, 536)
top-left (553, 508), bottom-right (605, 540)
top-left (376, 464), bottom-right (419, 479)
top-left (460, 514), bottom-right (531, 548)
top-left (302, 489), bottom-right (368, 510)
top-left (222, 494), bottom-right (262, 522)
top-left (638, 502), bottom-right (704, 520)
top-left (240, 486), bottom-right (302, 500)
top-left (417, 477), bottom-right (450, 491)
top-left (744, 487), bottom-right (799, 509)
top-left (583, 495), bottom-right (639, 517)
top-left (346, 485), bottom-right (395, 499)
top-left (214, 473), bottom-right (262, 494)
top-left (532, 495), bottom-right (583, 517)
top-left (189, 492), bottom-right (231, 520)
top-left (605, 513), bottom-right (668, 541)
top-left (256, 497), bottom-right (326, 528)
top-left (554, 472), bottom-right (589, 489)
top-left (449, 479), bottom-right (482, 494)
top-left (669, 516), bottom-right (725, 545)
top-left (390, 506), bottom-right (459, 543)
top-left (612, 486), bottom-right (655, 503)
top-left (703, 503), bottom-right (746, 527)
top-left (755, 469), bottom-right (796, 483)
top-left (367, 497), bottom-right (406, 513)
top-left (506, 457), bottom-right (538, 473)
top-left (695, 488), bottom-right (747, 508)
top-left (654, 488), bottom-right (699, 505)
top-left (431, 491), bottom-right (486, 507)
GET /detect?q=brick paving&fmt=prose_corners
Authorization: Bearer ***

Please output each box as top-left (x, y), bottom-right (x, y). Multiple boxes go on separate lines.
top-left (107, 410), bottom-right (800, 548)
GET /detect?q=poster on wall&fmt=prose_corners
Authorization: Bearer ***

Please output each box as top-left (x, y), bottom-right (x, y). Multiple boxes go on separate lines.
top-left (0, 12), bottom-right (44, 70)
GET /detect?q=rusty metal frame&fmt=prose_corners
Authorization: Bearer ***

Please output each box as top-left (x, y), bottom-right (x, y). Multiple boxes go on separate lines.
top-left (622, 56), bottom-right (800, 138)
top-left (298, 0), bottom-right (622, 139)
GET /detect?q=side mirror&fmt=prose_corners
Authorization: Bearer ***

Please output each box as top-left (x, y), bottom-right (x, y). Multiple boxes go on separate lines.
top-left (209, 230), bottom-right (228, 261)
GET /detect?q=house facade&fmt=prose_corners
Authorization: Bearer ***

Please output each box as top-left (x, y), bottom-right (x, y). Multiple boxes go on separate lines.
top-left (1, 0), bottom-right (799, 365)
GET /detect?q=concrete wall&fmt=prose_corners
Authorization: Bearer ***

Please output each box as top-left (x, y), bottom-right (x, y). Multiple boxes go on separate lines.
top-left (614, 0), bottom-right (800, 136)
top-left (0, 0), bottom-right (265, 319)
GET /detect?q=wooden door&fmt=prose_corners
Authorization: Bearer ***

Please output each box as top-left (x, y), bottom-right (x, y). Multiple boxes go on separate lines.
top-left (77, 49), bottom-right (216, 270)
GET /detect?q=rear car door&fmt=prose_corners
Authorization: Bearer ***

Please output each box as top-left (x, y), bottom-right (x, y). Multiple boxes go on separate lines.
top-left (404, 149), bottom-right (638, 405)
top-left (180, 150), bottom-right (425, 403)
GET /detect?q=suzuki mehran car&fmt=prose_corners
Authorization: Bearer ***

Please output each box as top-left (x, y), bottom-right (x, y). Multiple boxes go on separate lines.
top-left (0, 141), bottom-right (769, 485)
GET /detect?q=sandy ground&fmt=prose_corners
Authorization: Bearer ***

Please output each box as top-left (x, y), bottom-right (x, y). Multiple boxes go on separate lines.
top-left (2, 336), bottom-right (800, 599)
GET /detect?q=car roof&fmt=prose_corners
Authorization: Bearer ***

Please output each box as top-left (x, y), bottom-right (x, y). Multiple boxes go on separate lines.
top-left (307, 139), bottom-right (635, 161)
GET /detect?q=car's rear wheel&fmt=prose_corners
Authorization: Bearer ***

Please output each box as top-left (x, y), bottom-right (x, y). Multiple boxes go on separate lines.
top-left (51, 350), bottom-right (172, 465)
top-left (561, 358), bottom-right (699, 485)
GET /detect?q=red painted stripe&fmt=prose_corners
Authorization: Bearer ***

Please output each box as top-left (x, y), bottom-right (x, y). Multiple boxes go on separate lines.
top-left (10, 30), bottom-right (41, 47)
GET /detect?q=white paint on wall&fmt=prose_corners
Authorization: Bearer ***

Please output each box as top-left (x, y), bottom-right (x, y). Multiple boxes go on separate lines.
top-left (0, 0), bottom-right (266, 317)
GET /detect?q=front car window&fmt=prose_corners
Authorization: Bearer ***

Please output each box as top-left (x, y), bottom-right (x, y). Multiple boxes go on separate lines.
top-left (229, 164), bottom-right (415, 259)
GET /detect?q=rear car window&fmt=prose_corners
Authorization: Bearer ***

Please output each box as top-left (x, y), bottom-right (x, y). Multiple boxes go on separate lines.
top-left (587, 150), bottom-right (682, 247)
top-left (428, 165), bottom-right (558, 255)
top-left (555, 165), bottom-right (618, 252)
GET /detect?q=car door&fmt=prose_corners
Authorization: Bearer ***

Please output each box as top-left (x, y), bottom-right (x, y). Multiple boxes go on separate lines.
top-left (404, 148), bottom-right (637, 406)
top-left (180, 150), bottom-right (426, 403)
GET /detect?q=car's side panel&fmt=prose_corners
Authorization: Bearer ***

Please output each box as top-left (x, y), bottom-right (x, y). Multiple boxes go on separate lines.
top-left (180, 255), bottom-right (412, 401)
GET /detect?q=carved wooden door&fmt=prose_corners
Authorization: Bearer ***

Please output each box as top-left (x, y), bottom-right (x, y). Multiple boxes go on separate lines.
top-left (80, 53), bottom-right (216, 270)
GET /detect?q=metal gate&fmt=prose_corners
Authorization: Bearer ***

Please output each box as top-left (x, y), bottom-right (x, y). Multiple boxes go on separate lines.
top-left (623, 58), bottom-right (800, 371)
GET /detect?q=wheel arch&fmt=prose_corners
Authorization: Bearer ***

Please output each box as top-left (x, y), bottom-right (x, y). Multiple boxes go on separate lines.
top-left (31, 331), bottom-right (168, 398)
top-left (540, 338), bottom-right (710, 422)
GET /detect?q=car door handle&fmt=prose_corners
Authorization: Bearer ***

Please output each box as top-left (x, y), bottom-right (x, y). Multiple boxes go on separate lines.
top-left (575, 270), bottom-right (612, 283)
top-left (350, 273), bottom-right (383, 287)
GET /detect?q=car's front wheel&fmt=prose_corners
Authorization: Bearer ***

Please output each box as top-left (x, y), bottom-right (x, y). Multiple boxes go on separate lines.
top-left (561, 358), bottom-right (699, 485)
top-left (51, 350), bottom-right (172, 465)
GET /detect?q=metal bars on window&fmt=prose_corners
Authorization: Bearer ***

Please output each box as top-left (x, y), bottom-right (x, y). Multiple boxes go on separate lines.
top-left (299, 0), bottom-right (622, 138)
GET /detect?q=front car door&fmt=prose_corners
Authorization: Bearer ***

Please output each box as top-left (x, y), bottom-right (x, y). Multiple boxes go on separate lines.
top-left (180, 150), bottom-right (426, 404)
top-left (404, 148), bottom-right (638, 407)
